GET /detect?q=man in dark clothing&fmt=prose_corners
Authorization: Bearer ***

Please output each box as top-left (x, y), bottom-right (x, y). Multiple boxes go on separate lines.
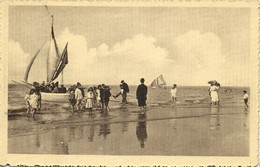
top-left (100, 84), bottom-right (106, 108)
top-left (136, 78), bottom-right (148, 111)
top-left (121, 80), bottom-right (129, 103)
top-left (59, 84), bottom-right (67, 93)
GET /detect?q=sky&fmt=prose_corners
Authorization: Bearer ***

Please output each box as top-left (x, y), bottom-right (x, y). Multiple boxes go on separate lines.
top-left (8, 6), bottom-right (251, 86)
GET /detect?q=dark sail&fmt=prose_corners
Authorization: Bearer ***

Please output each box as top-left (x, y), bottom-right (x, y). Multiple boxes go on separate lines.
top-left (51, 43), bottom-right (68, 81)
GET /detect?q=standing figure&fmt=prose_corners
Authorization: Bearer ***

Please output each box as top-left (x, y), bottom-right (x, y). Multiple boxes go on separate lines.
top-left (24, 89), bottom-right (34, 114)
top-left (136, 78), bottom-right (148, 111)
top-left (104, 86), bottom-right (111, 111)
top-left (121, 80), bottom-right (129, 104)
top-left (75, 83), bottom-right (84, 111)
top-left (170, 84), bottom-right (177, 105)
top-left (28, 89), bottom-right (40, 118)
top-left (243, 90), bottom-right (249, 108)
top-left (86, 87), bottom-right (94, 113)
top-left (96, 85), bottom-right (102, 108)
top-left (210, 83), bottom-right (219, 106)
top-left (68, 86), bottom-right (76, 112)
top-left (100, 84), bottom-right (106, 109)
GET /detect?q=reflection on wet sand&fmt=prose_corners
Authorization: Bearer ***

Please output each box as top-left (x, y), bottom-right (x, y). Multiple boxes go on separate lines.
top-left (243, 108), bottom-right (249, 129)
top-left (99, 110), bottom-right (111, 138)
top-left (88, 113), bottom-right (96, 142)
top-left (136, 113), bottom-right (147, 148)
top-left (209, 106), bottom-right (220, 130)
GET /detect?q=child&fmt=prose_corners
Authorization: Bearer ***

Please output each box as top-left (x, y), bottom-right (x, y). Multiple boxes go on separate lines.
top-left (170, 84), bottom-right (177, 105)
top-left (86, 87), bottom-right (94, 113)
top-left (28, 89), bottom-right (39, 118)
top-left (243, 90), bottom-right (249, 108)
top-left (24, 89), bottom-right (34, 114)
top-left (104, 86), bottom-right (111, 111)
top-left (113, 84), bottom-right (124, 99)
top-left (96, 85), bottom-right (102, 108)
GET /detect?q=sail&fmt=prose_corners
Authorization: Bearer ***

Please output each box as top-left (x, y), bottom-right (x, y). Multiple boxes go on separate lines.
top-left (150, 79), bottom-right (157, 87)
top-left (150, 75), bottom-right (166, 87)
top-left (51, 43), bottom-right (68, 81)
top-left (24, 42), bottom-right (46, 82)
top-left (157, 74), bottom-right (166, 85)
top-left (47, 25), bottom-right (61, 82)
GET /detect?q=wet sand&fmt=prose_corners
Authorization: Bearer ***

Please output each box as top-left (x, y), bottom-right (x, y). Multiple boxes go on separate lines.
top-left (8, 100), bottom-right (249, 156)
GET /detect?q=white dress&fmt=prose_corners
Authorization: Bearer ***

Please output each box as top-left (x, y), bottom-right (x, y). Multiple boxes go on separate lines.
top-left (86, 92), bottom-right (94, 108)
top-left (210, 86), bottom-right (219, 102)
top-left (29, 93), bottom-right (39, 109)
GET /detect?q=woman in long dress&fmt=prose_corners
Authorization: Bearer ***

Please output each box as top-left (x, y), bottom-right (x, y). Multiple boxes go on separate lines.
top-left (210, 84), bottom-right (219, 106)
top-left (86, 87), bottom-right (94, 113)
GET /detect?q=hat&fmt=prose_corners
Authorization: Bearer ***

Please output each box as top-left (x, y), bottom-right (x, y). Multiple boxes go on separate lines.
top-left (243, 90), bottom-right (247, 93)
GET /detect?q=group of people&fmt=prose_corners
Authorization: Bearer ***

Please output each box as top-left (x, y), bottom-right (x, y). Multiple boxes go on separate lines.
top-left (39, 81), bottom-right (67, 93)
top-left (67, 79), bottom-right (148, 113)
top-left (24, 78), bottom-right (249, 117)
top-left (68, 82), bottom-right (112, 113)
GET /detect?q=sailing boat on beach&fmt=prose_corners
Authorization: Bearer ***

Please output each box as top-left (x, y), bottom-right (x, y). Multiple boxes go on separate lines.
top-left (150, 74), bottom-right (167, 89)
top-left (20, 15), bottom-right (69, 102)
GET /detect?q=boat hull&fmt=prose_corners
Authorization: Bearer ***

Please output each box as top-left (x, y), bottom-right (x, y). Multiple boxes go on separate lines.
top-left (41, 92), bottom-right (69, 103)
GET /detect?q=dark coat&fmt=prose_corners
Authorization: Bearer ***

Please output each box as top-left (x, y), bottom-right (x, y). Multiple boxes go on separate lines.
top-left (122, 83), bottom-right (129, 93)
top-left (136, 84), bottom-right (148, 100)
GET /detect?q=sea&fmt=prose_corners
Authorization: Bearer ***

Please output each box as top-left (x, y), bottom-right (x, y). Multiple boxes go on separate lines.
top-left (8, 84), bottom-right (249, 156)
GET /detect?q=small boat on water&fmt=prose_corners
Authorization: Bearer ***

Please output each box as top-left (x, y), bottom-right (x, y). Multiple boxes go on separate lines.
top-left (150, 74), bottom-right (167, 89)
top-left (14, 14), bottom-right (69, 103)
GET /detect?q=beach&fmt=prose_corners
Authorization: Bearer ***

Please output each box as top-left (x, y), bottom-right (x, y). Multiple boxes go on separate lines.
top-left (8, 85), bottom-right (249, 156)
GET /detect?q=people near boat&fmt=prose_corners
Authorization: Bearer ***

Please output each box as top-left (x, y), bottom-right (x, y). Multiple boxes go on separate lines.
top-left (24, 89), bottom-right (34, 114)
top-left (170, 84), bottom-right (177, 105)
top-left (75, 82), bottom-right (84, 111)
top-left (68, 86), bottom-right (76, 112)
top-left (113, 84), bottom-right (124, 99)
top-left (121, 80), bottom-right (129, 104)
top-left (209, 83), bottom-right (219, 106)
top-left (50, 82), bottom-right (55, 92)
top-left (59, 84), bottom-right (67, 93)
top-left (104, 86), bottom-right (111, 111)
top-left (86, 87), bottom-right (94, 113)
top-left (243, 90), bottom-right (249, 108)
top-left (136, 78), bottom-right (148, 111)
top-left (26, 88), bottom-right (39, 118)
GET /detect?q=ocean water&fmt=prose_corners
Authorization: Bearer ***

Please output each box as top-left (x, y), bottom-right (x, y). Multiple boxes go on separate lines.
top-left (8, 84), bottom-right (249, 156)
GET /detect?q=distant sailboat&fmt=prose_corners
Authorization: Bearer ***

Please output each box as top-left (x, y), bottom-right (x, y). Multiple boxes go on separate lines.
top-left (20, 15), bottom-right (69, 102)
top-left (150, 74), bottom-right (167, 89)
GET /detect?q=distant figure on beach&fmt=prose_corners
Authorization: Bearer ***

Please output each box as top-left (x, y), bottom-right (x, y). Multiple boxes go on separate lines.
top-left (86, 87), bottom-right (94, 113)
top-left (96, 85), bottom-right (102, 108)
top-left (136, 78), bottom-right (148, 111)
top-left (120, 80), bottom-right (129, 103)
top-left (104, 86), bottom-right (111, 111)
top-left (243, 90), bottom-right (249, 108)
top-left (170, 84), bottom-right (177, 105)
top-left (68, 85), bottom-right (76, 112)
top-left (209, 83), bottom-right (219, 106)
top-left (75, 82), bottom-right (84, 111)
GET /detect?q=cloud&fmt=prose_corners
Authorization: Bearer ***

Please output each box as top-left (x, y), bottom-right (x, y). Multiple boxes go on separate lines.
top-left (8, 40), bottom-right (30, 82)
top-left (8, 29), bottom-right (249, 86)
top-left (55, 28), bottom-right (169, 85)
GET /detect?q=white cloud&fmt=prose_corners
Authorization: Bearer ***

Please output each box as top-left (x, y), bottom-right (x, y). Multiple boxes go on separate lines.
top-left (8, 29), bottom-right (249, 86)
top-left (8, 40), bottom-right (30, 82)
top-left (56, 28), bottom-right (169, 85)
